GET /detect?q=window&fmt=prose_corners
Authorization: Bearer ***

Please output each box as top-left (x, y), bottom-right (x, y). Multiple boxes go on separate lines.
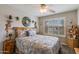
top-left (45, 17), bottom-right (66, 37)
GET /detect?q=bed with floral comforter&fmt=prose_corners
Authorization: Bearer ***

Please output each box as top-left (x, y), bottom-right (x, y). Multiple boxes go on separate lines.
top-left (16, 35), bottom-right (60, 54)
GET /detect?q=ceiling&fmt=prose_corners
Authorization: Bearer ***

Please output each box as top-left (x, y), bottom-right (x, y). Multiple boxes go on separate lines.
top-left (2, 4), bottom-right (79, 17)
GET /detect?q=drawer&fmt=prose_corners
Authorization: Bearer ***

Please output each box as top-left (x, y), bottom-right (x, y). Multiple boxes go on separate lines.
top-left (3, 39), bottom-right (15, 54)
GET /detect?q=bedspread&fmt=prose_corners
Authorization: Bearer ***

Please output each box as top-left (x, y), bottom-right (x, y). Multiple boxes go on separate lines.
top-left (16, 35), bottom-right (60, 54)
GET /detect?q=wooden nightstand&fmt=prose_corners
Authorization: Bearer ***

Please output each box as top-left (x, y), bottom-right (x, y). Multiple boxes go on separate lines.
top-left (67, 38), bottom-right (79, 49)
top-left (74, 48), bottom-right (79, 54)
top-left (3, 39), bottom-right (15, 54)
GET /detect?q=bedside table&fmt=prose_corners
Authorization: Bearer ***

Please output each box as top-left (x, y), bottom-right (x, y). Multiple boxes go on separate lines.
top-left (3, 39), bottom-right (15, 54)
top-left (74, 48), bottom-right (79, 54)
top-left (67, 38), bottom-right (79, 49)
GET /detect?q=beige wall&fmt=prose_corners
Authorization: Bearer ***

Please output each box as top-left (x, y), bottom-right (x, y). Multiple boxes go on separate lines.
top-left (77, 9), bottom-right (79, 25)
top-left (0, 5), bottom-right (38, 53)
top-left (38, 10), bottom-right (77, 37)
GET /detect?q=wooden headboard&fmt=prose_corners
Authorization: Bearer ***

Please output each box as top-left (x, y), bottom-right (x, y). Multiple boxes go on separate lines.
top-left (13, 27), bottom-right (31, 37)
top-left (14, 27), bottom-right (31, 31)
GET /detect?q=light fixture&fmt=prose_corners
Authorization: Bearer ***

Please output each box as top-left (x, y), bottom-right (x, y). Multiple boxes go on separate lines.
top-left (40, 4), bottom-right (48, 13)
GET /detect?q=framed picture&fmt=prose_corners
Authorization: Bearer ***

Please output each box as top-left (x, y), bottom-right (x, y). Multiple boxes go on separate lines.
top-left (22, 17), bottom-right (31, 27)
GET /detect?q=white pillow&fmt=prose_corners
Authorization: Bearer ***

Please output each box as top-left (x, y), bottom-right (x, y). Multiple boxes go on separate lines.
top-left (28, 30), bottom-right (36, 36)
top-left (18, 29), bottom-right (36, 37)
top-left (18, 30), bottom-right (26, 37)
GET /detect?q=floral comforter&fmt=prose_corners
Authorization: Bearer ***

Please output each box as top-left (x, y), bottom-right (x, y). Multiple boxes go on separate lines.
top-left (16, 35), bottom-right (60, 54)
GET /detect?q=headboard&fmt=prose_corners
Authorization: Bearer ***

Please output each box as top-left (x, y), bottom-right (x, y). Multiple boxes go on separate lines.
top-left (13, 27), bottom-right (31, 37)
top-left (14, 27), bottom-right (31, 30)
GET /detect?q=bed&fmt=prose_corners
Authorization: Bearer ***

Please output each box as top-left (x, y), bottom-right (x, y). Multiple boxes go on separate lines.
top-left (14, 27), bottom-right (60, 54)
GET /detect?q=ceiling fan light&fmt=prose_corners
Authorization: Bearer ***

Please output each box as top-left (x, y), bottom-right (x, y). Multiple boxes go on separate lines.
top-left (40, 8), bottom-right (47, 13)
top-left (40, 4), bottom-right (48, 13)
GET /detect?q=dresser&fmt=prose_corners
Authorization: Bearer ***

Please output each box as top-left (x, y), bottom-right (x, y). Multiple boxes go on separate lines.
top-left (3, 39), bottom-right (15, 54)
top-left (67, 38), bottom-right (79, 49)
top-left (74, 48), bottom-right (79, 54)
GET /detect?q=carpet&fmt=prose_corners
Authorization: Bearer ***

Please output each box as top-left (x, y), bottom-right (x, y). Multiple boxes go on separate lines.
top-left (59, 44), bottom-right (76, 54)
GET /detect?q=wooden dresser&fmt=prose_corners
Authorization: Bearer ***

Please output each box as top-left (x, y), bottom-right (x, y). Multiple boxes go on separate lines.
top-left (74, 48), bottom-right (79, 54)
top-left (67, 38), bottom-right (79, 49)
top-left (3, 39), bottom-right (15, 54)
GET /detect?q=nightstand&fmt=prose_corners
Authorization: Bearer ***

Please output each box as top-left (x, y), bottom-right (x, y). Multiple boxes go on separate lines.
top-left (3, 39), bottom-right (15, 54)
top-left (67, 38), bottom-right (79, 49)
top-left (74, 48), bottom-right (79, 54)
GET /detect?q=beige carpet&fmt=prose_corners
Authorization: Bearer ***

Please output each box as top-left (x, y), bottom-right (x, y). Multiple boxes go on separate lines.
top-left (59, 44), bottom-right (75, 54)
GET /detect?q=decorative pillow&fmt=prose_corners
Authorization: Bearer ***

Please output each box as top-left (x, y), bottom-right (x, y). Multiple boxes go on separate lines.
top-left (18, 30), bottom-right (26, 37)
top-left (28, 29), bottom-right (36, 36)
top-left (19, 30), bottom-right (30, 37)
top-left (18, 29), bottom-right (36, 37)
top-left (25, 31), bottom-right (29, 36)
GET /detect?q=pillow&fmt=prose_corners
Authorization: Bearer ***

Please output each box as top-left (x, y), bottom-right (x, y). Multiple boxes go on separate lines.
top-left (25, 31), bottom-right (29, 36)
top-left (28, 29), bottom-right (36, 36)
top-left (18, 29), bottom-right (36, 37)
top-left (19, 30), bottom-right (30, 37)
top-left (18, 30), bottom-right (26, 37)
top-left (17, 30), bottom-right (23, 37)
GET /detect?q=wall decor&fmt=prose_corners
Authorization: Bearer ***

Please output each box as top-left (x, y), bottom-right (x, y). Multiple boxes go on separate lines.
top-left (22, 17), bottom-right (31, 27)
top-left (32, 20), bottom-right (35, 23)
top-left (15, 17), bottom-right (19, 21)
top-left (5, 20), bottom-right (13, 37)
top-left (9, 15), bottom-right (12, 19)
top-left (31, 20), bottom-right (37, 28)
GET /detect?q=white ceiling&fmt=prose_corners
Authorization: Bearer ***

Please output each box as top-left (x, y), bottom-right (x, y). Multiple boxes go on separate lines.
top-left (2, 4), bottom-right (79, 17)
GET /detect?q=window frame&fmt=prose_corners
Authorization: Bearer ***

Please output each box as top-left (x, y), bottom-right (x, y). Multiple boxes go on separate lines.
top-left (43, 17), bottom-right (66, 37)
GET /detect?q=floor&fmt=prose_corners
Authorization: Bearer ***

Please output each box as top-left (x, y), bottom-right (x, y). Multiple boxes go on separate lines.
top-left (59, 44), bottom-right (75, 54)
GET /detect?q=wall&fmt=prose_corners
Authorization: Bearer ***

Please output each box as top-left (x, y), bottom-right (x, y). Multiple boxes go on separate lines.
top-left (77, 9), bottom-right (79, 26)
top-left (0, 16), bottom-right (6, 53)
top-left (38, 10), bottom-right (77, 37)
top-left (0, 5), bottom-right (38, 53)
top-left (38, 10), bottom-right (77, 43)
top-left (0, 5), bottom-right (38, 27)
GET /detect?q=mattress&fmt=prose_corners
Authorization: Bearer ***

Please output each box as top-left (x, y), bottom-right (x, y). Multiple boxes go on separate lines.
top-left (16, 35), bottom-right (60, 54)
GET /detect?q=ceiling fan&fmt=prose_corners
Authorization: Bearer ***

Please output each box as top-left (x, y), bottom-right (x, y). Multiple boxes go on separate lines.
top-left (40, 4), bottom-right (55, 13)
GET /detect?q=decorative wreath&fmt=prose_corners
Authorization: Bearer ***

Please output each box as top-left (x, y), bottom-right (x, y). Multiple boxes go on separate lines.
top-left (22, 17), bottom-right (31, 27)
